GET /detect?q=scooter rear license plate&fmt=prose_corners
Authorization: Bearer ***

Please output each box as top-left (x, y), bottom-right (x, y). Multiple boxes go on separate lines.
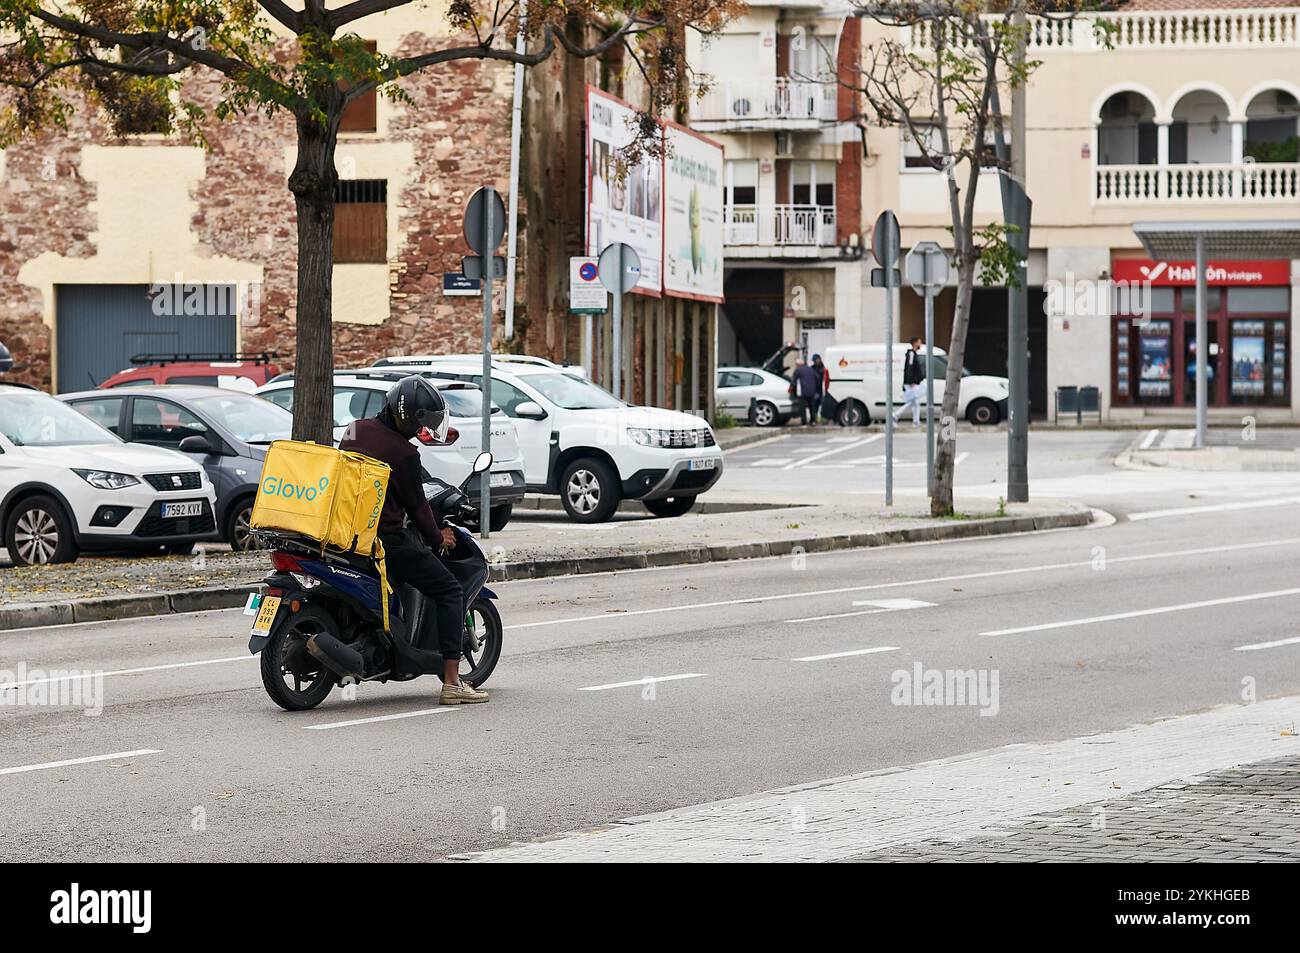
top-left (250, 596), bottom-right (282, 637)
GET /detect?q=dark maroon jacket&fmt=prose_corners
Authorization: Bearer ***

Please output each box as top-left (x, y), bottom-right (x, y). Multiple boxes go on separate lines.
top-left (340, 416), bottom-right (442, 547)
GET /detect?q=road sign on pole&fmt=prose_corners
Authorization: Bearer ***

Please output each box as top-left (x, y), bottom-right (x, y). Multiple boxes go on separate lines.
top-left (906, 241), bottom-right (950, 496)
top-left (464, 186), bottom-right (506, 538)
top-left (872, 210), bottom-right (900, 506)
top-left (598, 242), bottom-right (641, 401)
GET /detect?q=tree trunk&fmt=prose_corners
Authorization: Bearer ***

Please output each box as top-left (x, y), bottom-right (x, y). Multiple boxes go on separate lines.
top-left (931, 255), bottom-right (976, 517)
top-left (287, 107), bottom-right (340, 445)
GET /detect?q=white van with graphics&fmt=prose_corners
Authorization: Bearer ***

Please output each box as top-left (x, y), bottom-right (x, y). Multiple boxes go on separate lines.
top-left (825, 344), bottom-right (1009, 427)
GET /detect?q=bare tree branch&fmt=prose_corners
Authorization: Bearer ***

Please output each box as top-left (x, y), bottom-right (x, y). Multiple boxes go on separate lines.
top-left (255, 0), bottom-right (303, 33)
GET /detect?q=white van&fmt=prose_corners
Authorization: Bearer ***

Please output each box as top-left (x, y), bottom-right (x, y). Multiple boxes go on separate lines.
top-left (824, 344), bottom-right (1009, 427)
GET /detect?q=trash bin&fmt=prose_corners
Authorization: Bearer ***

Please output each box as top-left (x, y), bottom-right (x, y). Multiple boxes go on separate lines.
top-left (1078, 386), bottom-right (1101, 423)
top-left (1054, 386), bottom-right (1078, 423)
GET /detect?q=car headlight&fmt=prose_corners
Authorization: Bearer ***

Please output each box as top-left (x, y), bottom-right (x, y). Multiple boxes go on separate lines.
top-left (72, 469), bottom-right (141, 490)
top-left (627, 427), bottom-right (670, 448)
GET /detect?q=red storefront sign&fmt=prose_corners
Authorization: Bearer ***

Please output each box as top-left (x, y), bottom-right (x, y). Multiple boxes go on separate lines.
top-left (1111, 258), bottom-right (1290, 287)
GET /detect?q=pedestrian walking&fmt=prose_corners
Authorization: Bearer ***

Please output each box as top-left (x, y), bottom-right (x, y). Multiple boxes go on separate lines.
top-left (895, 336), bottom-right (925, 427)
top-left (790, 358), bottom-right (822, 426)
top-left (811, 353), bottom-right (830, 421)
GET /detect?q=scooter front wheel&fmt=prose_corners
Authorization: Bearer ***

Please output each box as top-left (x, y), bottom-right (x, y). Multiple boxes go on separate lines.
top-left (459, 599), bottom-right (503, 688)
top-left (260, 606), bottom-right (338, 711)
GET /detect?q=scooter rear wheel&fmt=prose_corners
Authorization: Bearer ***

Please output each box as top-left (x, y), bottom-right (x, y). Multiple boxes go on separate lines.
top-left (260, 606), bottom-right (339, 711)
top-left (459, 599), bottom-right (503, 688)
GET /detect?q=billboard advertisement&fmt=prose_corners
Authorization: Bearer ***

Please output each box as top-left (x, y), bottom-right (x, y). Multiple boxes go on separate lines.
top-left (585, 87), bottom-right (662, 295)
top-left (662, 122), bottom-right (724, 302)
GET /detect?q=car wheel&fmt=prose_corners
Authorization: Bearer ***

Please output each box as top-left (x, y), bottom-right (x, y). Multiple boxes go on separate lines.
top-left (836, 399), bottom-right (869, 427)
top-left (560, 458), bottom-right (621, 523)
top-left (753, 401), bottom-right (779, 427)
top-left (4, 495), bottom-right (77, 566)
top-left (643, 495), bottom-right (697, 518)
top-left (966, 398), bottom-right (999, 426)
top-left (226, 498), bottom-right (259, 552)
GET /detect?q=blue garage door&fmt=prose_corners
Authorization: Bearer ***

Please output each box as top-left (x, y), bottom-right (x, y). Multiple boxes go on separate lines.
top-left (55, 284), bottom-right (238, 392)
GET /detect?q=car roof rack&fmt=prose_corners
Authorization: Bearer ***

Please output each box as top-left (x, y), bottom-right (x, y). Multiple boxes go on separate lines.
top-left (130, 351), bottom-right (280, 366)
top-left (269, 369), bottom-right (479, 390)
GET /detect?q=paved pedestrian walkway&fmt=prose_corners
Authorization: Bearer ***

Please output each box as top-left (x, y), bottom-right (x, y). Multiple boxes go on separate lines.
top-left (453, 696), bottom-right (1300, 862)
top-left (861, 753), bottom-right (1300, 862)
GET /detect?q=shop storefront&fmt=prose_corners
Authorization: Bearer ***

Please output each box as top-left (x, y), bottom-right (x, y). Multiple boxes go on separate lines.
top-left (1110, 258), bottom-right (1291, 408)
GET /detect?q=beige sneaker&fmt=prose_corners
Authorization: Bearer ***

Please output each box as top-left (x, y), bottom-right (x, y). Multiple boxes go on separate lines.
top-left (440, 679), bottom-right (489, 705)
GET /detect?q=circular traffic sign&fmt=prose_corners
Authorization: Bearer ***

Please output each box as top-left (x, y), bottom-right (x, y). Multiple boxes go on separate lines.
top-left (598, 242), bottom-right (642, 294)
top-left (579, 261), bottom-right (598, 281)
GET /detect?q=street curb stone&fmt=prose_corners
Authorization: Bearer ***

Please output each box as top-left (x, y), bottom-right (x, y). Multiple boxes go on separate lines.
top-left (0, 510), bottom-right (1091, 631)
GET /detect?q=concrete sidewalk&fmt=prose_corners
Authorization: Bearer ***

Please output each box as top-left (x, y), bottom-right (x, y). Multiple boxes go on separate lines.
top-left (0, 495), bottom-right (1091, 630)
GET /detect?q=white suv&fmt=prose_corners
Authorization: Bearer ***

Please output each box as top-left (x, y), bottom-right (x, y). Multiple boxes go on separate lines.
top-left (256, 371), bottom-right (527, 531)
top-left (378, 362), bottom-right (723, 522)
top-left (0, 385), bottom-right (219, 565)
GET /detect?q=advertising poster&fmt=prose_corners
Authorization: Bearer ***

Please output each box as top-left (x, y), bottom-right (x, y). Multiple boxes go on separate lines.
top-left (586, 87), bottom-right (662, 295)
top-left (1231, 322), bottom-right (1267, 396)
top-left (662, 122), bottom-right (724, 302)
top-left (1138, 320), bottom-right (1172, 398)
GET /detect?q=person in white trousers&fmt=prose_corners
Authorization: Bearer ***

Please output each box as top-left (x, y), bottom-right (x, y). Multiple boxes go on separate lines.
top-left (895, 336), bottom-right (925, 427)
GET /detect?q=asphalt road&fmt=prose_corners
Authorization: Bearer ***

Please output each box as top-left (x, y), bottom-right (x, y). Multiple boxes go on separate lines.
top-left (2, 473), bottom-right (1298, 860)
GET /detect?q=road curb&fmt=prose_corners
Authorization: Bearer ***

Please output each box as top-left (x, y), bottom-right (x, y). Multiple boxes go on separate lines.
top-left (0, 511), bottom-right (1091, 631)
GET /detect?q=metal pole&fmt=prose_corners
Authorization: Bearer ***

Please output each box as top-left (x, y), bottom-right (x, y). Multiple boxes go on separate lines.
top-left (884, 231), bottom-right (895, 507)
top-left (925, 287), bottom-right (936, 496)
top-left (1006, 3), bottom-right (1030, 503)
top-left (612, 245), bottom-right (624, 401)
top-left (1195, 232), bottom-right (1207, 448)
top-left (502, 8), bottom-right (527, 341)
top-left (582, 313), bottom-right (593, 377)
top-left (479, 187), bottom-right (495, 539)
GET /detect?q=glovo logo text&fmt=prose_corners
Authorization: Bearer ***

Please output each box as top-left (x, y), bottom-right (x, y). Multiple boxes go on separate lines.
top-left (262, 474), bottom-right (330, 503)
top-left (366, 479), bottom-right (384, 528)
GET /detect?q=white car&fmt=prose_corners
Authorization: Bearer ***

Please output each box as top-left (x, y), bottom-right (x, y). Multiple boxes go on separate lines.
top-left (0, 385), bottom-right (219, 565)
top-left (381, 362), bottom-right (723, 522)
top-left (717, 366), bottom-right (794, 427)
top-left (824, 344), bottom-right (1010, 427)
top-left (374, 353), bottom-right (588, 378)
top-left (255, 371), bottom-right (527, 531)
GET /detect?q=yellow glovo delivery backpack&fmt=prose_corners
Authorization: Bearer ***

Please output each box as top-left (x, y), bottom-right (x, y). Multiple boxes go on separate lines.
top-left (249, 440), bottom-right (395, 630)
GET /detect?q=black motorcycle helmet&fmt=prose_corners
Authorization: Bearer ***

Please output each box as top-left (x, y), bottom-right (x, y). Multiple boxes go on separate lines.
top-left (383, 375), bottom-right (448, 440)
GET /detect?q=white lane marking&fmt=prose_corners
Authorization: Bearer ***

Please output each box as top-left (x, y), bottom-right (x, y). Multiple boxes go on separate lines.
top-left (727, 434), bottom-right (790, 454)
top-left (1139, 428), bottom-right (1160, 450)
top-left (826, 436), bottom-right (860, 443)
top-left (783, 435), bottom-right (882, 470)
top-left (852, 598), bottom-right (936, 610)
top-left (982, 587), bottom-right (1300, 637)
top-left (507, 537), bottom-right (1300, 632)
top-left (1234, 636), bottom-right (1300, 652)
top-left (0, 655), bottom-right (256, 691)
top-left (787, 608), bottom-right (891, 623)
top-left (1129, 496), bottom-right (1300, 521)
top-left (0, 749), bottom-right (162, 777)
top-left (750, 458), bottom-right (794, 467)
top-left (793, 646), bottom-right (900, 662)
top-left (1160, 429), bottom-right (1196, 449)
top-left (579, 673), bottom-right (706, 692)
top-left (304, 707), bottom-right (457, 730)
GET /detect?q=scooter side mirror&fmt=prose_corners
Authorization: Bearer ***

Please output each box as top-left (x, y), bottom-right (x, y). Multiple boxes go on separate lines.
top-left (472, 451), bottom-right (492, 474)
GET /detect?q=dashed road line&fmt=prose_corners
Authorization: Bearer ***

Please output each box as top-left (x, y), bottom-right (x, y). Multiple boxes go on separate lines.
top-left (578, 673), bottom-right (707, 692)
top-left (0, 749), bottom-right (162, 777)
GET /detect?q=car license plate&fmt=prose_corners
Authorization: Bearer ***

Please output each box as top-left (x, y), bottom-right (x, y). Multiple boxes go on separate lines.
top-left (250, 596), bottom-right (281, 637)
top-left (687, 458), bottom-right (716, 471)
top-left (490, 472), bottom-right (512, 489)
top-left (162, 501), bottom-right (204, 518)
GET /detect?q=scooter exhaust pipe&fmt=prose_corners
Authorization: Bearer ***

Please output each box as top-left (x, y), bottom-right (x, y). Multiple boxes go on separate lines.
top-left (306, 633), bottom-right (365, 679)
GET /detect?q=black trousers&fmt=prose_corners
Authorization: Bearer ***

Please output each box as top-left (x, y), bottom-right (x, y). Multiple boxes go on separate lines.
top-left (379, 529), bottom-right (463, 661)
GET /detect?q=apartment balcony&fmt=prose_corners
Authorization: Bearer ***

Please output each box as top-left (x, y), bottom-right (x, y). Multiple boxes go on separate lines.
top-left (1094, 162), bottom-right (1300, 204)
top-left (724, 204), bottom-right (837, 258)
top-left (907, 8), bottom-right (1300, 52)
top-left (691, 80), bottom-right (838, 132)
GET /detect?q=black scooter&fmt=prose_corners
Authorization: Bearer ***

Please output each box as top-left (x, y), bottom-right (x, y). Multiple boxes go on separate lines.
top-left (249, 452), bottom-right (502, 711)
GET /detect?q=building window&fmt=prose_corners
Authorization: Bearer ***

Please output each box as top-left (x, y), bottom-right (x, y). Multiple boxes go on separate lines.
top-left (339, 40), bottom-right (378, 133)
top-left (334, 179), bottom-right (387, 264)
top-left (790, 160), bottom-right (834, 206)
top-left (725, 160), bottom-right (758, 205)
top-left (901, 122), bottom-right (944, 170)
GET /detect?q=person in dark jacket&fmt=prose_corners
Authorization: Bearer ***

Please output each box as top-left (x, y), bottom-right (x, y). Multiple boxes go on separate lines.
top-left (895, 336), bottom-right (926, 427)
top-left (811, 354), bottom-right (830, 421)
top-left (340, 376), bottom-right (488, 704)
top-left (790, 358), bottom-right (822, 426)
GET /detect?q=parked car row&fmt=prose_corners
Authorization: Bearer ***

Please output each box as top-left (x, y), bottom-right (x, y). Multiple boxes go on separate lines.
top-left (716, 344), bottom-right (1010, 427)
top-left (0, 350), bottom-right (724, 565)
